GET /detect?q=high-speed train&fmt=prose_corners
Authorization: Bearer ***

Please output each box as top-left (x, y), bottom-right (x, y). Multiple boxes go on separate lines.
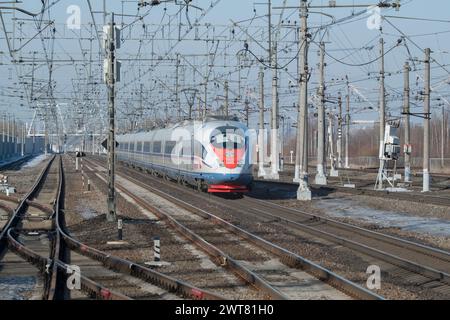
top-left (116, 116), bottom-right (254, 193)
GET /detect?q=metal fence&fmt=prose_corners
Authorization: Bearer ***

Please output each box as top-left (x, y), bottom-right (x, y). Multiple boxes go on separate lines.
top-left (0, 136), bottom-right (47, 162)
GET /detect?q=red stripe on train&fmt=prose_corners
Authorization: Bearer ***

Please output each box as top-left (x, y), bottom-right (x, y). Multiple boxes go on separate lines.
top-left (212, 147), bottom-right (245, 169)
top-left (208, 184), bottom-right (249, 193)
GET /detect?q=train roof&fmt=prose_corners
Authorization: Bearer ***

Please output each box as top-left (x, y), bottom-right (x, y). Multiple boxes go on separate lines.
top-left (118, 116), bottom-right (246, 140)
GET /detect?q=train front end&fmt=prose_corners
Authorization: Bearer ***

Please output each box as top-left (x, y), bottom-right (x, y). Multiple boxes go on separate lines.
top-left (200, 120), bottom-right (253, 193)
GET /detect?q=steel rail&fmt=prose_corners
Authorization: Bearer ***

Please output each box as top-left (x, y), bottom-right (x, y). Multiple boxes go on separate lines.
top-left (7, 228), bottom-right (131, 300)
top-left (84, 158), bottom-right (288, 300)
top-left (123, 161), bottom-right (450, 268)
top-left (257, 179), bottom-right (450, 207)
top-left (55, 157), bottom-right (225, 300)
top-left (0, 155), bottom-right (55, 254)
top-left (239, 199), bottom-right (450, 285)
top-left (117, 161), bottom-right (450, 292)
top-left (247, 198), bottom-right (450, 263)
top-left (86, 157), bottom-right (383, 300)
top-left (0, 193), bottom-right (53, 213)
top-left (1, 156), bottom-right (132, 300)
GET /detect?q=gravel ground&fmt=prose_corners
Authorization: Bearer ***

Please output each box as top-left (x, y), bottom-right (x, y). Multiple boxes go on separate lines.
top-left (252, 180), bottom-right (450, 252)
top-left (273, 192), bottom-right (450, 252)
top-left (112, 166), bottom-right (450, 300)
top-left (0, 155), bottom-right (50, 198)
top-left (62, 156), bottom-right (266, 300)
top-left (85, 159), bottom-right (351, 300)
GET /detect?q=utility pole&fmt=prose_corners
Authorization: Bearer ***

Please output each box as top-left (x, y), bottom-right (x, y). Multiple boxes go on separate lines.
top-left (403, 61), bottom-right (411, 183)
top-left (175, 53), bottom-right (180, 120)
top-left (267, 41), bottom-right (280, 179)
top-left (258, 68), bottom-right (266, 177)
top-left (106, 13), bottom-right (117, 222)
top-left (245, 99), bottom-right (250, 127)
top-left (203, 82), bottom-right (208, 121)
top-left (442, 105), bottom-right (445, 168)
top-left (13, 116), bottom-right (16, 156)
top-left (337, 92), bottom-right (343, 168)
top-left (103, 0), bottom-right (107, 26)
top-left (345, 76), bottom-right (351, 168)
top-left (44, 115), bottom-right (48, 156)
top-left (7, 114), bottom-right (10, 158)
top-left (295, 0), bottom-right (311, 200)
top-left (380, 37), bottom-right (386, 148)
top-left (92, 130), bottom-right (95, 156)
top-left (376, 38), bottom-right (386, 190)
top-left (224, 80), bottom-right (229, 117)
top-left (1, 114), bottom-right (4, 161)
top-left (264, 0), bottom-right (279, 180)
top-left (21, 122), bottom-right (25, 157)
top-left (315, 42), bottom-right (327, 185)
top-left (423, 48), bottom-right (431, 192)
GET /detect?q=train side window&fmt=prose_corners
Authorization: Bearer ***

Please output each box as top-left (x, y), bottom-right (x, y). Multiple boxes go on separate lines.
top-left (130, 142), bottom-right (135, 151)
top-left (137, 142), bottom-right (143, 152)
top-left (153, 141), bottom-right (162, 153)
top-left (165, 141), bottom-right (176, 155)
top-left (124, 143), bottom-right (129, 151)
top-left (143, 142), bottom-right (151, 153)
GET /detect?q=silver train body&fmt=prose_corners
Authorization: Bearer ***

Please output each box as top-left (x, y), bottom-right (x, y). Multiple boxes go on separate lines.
top-left (116, 116), bottom-right (254, 193)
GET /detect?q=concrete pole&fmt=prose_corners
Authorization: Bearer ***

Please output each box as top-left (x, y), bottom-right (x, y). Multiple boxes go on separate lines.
top-left (176, 53), bottom-right (181, 120)
top-left (107, 13), bottom-right (117, 221)
top-left (13, 116), bottom-right (16, 156)
top-left (258, 69), bottom-right (266, 177)
top-left (403, 61), bottom-right (411, 183)
top-left (295, 0), bottom-right (311, 200)
top-left (345, 77), bottom-right (350, 168)
top-left (337, 92), bottom-right (343, 168)
top-left (315, 42), bottom-right (327, 185)
top-left (7, 114), bottom-right (10, 158)
top-left (198, 95), bottom-right (202, 120)
top-left (203, 83), bottom-right (207, 121)
top-left (245, 99), bottom-right (250, 127)
top-left (44, 119), bottom-right (48, 156)
top-left (224, 80), bottom-right (229, 117)
top-left (268, 41), bottom-right (280, 179)
top-left (376, 38), bottom-right (386, 190)
top-left (379, 38), bottom-right (386, 155)
top-left (92, 130), bottom-right (95, 155)
top-left (21, 123), bottom-right (24, 156)
top-left (442, 105), bottom-right (445, 168)
top-left (1, 114), bottom-right (4, 161)
top-left (423, 48), bottom-right (431, 192)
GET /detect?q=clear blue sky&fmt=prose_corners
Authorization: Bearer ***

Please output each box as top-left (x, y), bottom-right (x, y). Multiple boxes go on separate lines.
top-left (1, 0), bottom-right (449, 129)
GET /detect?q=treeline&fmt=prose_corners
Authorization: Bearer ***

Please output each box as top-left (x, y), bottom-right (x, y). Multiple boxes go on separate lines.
top-left (282, 115), bottom-right (450, 159)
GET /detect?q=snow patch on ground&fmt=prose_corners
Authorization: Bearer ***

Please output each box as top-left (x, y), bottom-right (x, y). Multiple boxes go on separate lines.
top-left (22, 154), bottom-right (49, 169)
top-left (0, 276), bottom-right (36, 300)
top-left (314, 197), bottom-right (450, 237)
top-left (78, 206), bottom-right (98, 220)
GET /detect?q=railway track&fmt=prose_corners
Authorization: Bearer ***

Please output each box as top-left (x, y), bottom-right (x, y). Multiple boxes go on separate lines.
top-left (1, 155), bottom-right (223, 300)
top-left (0, 155), bottom-right (59, 300)
top-left (96, 156), bottom-right (450, 299)
top-left (285, 163), bottom-right (450, 178)
top-left (281, 164), bottom-right (450, 193)
top-left (85, 156), bottom-right (383, 300)
top-left (256, 172), bottom-right (450, 207)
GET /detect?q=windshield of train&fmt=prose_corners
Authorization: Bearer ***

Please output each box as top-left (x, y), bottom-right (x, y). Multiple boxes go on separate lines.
top-left (210, 127), bottom-right (245, 149)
